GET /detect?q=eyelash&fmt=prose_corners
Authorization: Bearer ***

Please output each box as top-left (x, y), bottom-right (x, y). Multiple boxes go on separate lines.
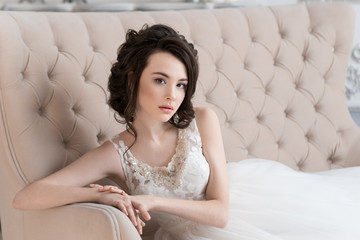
top-left (155, 78), bottom-right (166, 84)
top-left (155, 78), bottom-right (187, 89)
top-left (177, 83), bottom-right (187, 89)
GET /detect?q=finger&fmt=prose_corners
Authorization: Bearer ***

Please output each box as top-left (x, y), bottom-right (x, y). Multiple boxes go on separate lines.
top-left (116, 202), bottom-right (128, 216)
top-left (125, 205), bottom-right (138, 227)
top-left (136, 215), bottom-right (143, 235)
top-left (137, 206), bottom-right (151, 221)
top-left (109, 187), bottom-right (125, 195)
top-left (89, 184), bottom-right (106, 192)
top-left (103, 185), bottom-right (114, 191)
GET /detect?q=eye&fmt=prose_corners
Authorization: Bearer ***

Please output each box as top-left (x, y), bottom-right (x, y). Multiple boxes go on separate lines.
top-left (177, 83), bottom-right (188, 89)
top-left (155, 78), bottom-right (166, 85)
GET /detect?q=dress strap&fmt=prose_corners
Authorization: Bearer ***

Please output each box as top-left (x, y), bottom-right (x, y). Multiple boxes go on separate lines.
top-left (109, 136), bottom-right (129, 181)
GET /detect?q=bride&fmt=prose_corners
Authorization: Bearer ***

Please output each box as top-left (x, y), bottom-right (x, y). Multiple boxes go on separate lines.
top-left (13, 24), bottom-right (360, 240)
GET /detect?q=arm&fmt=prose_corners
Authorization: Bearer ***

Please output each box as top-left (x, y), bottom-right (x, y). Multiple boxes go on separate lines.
top-left (12, 141), bottom-right (121, 210)
top-left (129, 107), bottom-right (229, 228)
top-left (12, 141), bottom-right (147, 234)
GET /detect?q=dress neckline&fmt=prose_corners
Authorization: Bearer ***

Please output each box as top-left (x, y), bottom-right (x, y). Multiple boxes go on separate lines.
top-left (118, 127), bottom-right (184, 170)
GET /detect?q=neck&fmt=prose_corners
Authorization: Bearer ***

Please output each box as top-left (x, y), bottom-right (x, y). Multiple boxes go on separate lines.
top-left (132, 117), bottom-right (173, 143)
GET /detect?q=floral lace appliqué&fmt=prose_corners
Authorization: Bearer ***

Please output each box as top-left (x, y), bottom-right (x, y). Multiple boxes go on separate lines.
top-left (122, 127), bottom-right (188, 190)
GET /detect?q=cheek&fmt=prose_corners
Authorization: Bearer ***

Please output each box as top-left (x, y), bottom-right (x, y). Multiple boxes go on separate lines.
top-left (138, 85), bottom-right (158, 106)
top-left (178, 91), bottom-right (186, 104)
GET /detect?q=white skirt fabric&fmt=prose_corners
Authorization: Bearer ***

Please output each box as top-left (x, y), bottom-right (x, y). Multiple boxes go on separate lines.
top-left (154, 159), bottom-right (360, 240)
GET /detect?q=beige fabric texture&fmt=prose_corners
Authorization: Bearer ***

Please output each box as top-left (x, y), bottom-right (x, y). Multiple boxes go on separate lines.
top-left (0, 2), bottom-right (359, 240)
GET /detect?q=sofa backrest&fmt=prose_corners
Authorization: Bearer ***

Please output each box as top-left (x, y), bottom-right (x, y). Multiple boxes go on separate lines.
top-left (0, 3), bottom-right (359, 189)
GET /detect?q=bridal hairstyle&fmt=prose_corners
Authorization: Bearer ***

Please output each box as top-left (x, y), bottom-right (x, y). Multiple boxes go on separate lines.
top-left (108, 24), bottom-right (199, 145)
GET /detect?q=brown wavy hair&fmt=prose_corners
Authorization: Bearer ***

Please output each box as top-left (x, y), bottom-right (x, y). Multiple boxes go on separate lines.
top-left (108, 24), bottom-right (199, 145)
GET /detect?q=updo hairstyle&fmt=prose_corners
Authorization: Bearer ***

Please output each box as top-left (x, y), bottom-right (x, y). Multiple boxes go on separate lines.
top-left (108, 24), bottom-right (199, 140)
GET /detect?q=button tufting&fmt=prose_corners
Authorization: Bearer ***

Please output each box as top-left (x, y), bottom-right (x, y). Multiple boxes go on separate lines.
top-left (62, 140), bottom-right (69, 148)
top-left (97, 133), bottom-right (104, 143)
top-left (243, 61), bottom-right (250, 70)
top-left (264, 87), bottom-right (268, 95)
top-left (284, 109), bottom-right (289, 117)
top-left (328, 157), bottom-right (335, 163)
top-left (72, 104), bottom-right (80, 114)
top-left (244, 149), bottom-right (249, 155)
top-left (314, 104), bottom-right (319, 112)
top-left (256, 115), bottom-right (261, 122)
top-left (294, 82), bottom-right (299, 90)
top-left (38, 107), bottom-right (45, 116)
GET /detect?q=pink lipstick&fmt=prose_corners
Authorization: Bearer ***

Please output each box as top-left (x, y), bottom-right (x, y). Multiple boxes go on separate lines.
top-left (159, 105), bottom-right (174, 113)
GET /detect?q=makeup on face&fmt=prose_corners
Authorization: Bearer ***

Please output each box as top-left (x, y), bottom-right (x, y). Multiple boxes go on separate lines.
top-left (136, 51), bottom-right (188, 122)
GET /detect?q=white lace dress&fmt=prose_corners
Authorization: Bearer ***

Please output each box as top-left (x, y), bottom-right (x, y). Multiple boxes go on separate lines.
top-left (111, 120), bottom-right (360, 240)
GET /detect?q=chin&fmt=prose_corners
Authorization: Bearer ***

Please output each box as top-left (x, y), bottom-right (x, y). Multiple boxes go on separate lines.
top-left (159, 115), bottom-right (174, 123)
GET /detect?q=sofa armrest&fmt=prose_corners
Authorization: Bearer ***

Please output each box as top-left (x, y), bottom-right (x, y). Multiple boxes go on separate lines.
top-left (22, 203), bottom-right (141, 240)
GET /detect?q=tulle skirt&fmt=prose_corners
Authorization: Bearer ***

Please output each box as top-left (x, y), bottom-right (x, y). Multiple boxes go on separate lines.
top-left (154, 159), bottom-right (360, 240)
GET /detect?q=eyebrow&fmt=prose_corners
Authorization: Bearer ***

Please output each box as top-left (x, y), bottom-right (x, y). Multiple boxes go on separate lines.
top-left (152, 72), bottom-right (188, 82)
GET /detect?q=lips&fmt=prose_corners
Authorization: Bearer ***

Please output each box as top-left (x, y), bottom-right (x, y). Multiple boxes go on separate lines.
top-left (159, 105), bottom-right (174, 113)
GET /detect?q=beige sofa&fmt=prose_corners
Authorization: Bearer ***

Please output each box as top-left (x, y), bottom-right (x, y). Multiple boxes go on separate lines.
top-left (1, 2), bottom-right (360, 240)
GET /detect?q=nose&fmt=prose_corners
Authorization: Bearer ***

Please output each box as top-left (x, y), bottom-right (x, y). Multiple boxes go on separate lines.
top-left (165, 85), bottom-right (176, 101)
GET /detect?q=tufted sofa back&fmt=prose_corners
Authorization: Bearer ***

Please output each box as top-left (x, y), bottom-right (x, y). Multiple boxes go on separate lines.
top-left (1, 2), bottom-right (359, 182)
top-left (1, 4), bottom-right (360, 238)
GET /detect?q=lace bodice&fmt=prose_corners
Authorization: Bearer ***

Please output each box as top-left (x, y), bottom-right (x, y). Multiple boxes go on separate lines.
top-left (111, 120), bottom-right (210, 201)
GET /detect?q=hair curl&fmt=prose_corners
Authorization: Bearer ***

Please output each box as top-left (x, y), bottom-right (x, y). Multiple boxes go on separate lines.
top-left (108, 24), bottom-right (199, 146)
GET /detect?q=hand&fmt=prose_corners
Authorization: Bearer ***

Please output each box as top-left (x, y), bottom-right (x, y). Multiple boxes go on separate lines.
top-left (90, 184), bottom-right (127, 195)
top-left (90, 184), bottom-right (147, 235)
top-left (90, 184), bottom-right (152, 220)
top-left (129, 195), bottom-right (154, 221)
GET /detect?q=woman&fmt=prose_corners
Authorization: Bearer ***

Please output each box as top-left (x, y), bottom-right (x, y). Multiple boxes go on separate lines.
top-left (13, 24), bottom-right (360, 240)
top-left (13, 24), bottom-right (228, 237)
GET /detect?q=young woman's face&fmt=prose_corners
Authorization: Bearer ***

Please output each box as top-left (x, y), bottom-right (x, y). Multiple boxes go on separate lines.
top-left (136, 51), bottom-right (188, 123)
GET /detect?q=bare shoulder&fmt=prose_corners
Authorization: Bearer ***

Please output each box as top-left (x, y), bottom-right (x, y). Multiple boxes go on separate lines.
top-left (193, 108), bottom-right (226, 164)
top-left (86, 140), bottom-right (123, 175)
top-left (98, 140), bottom-right (119, 156)
top-left (194, 107), bottom-right (222, 149)
top-left (194, 107), bottom-right (219, 132)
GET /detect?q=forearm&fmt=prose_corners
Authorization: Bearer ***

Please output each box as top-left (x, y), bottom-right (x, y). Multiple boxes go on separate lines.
top-left (151, 196), bottom-right (228, 228)
top-left (13, 181), bottom-right (101, 210)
